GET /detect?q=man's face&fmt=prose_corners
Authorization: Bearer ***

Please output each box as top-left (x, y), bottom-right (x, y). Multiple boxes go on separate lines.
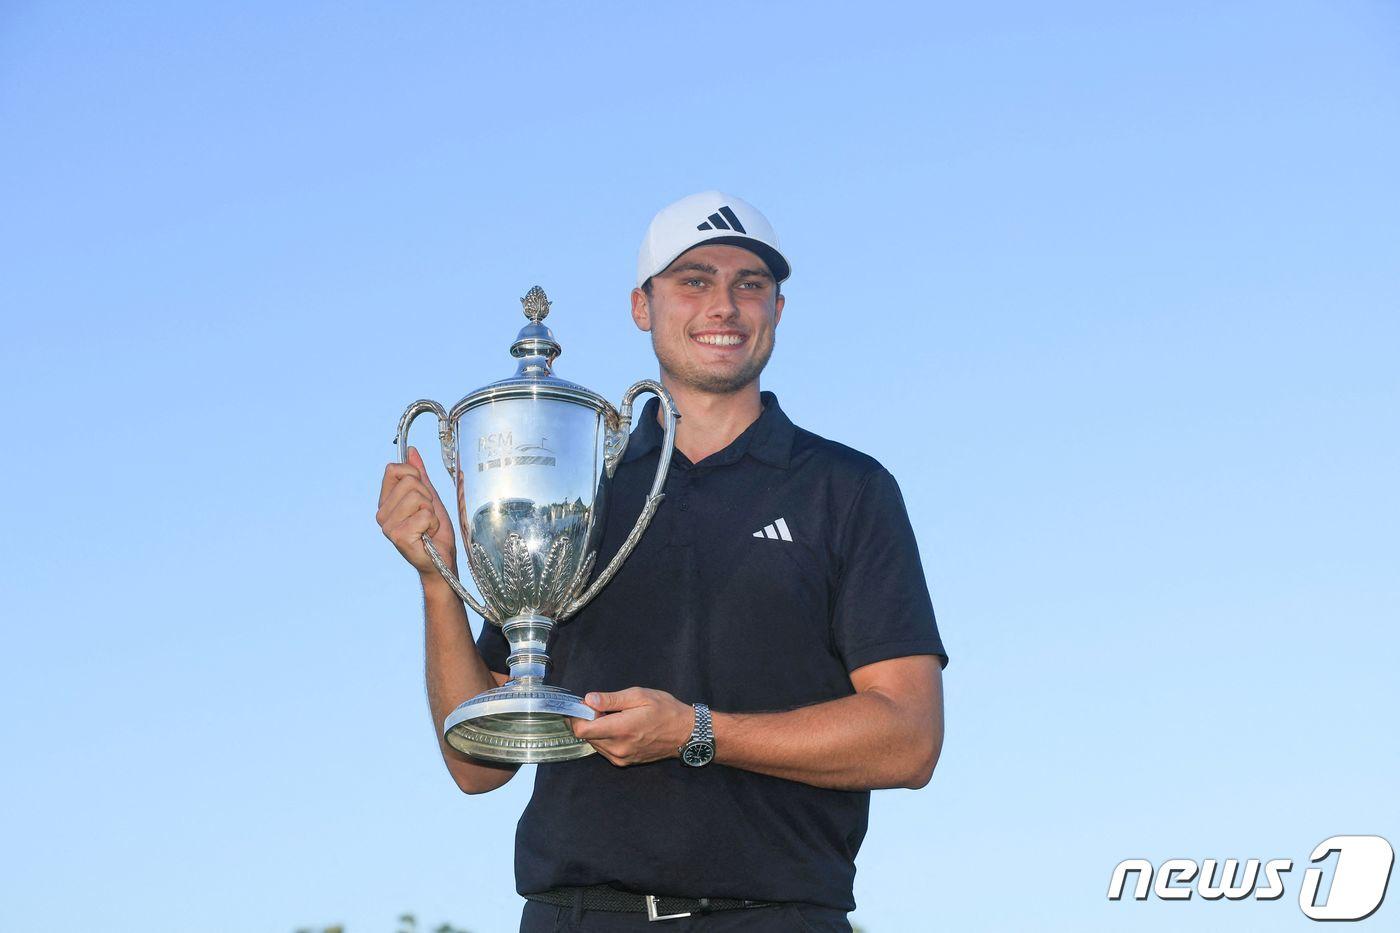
top-left (631, 244), bottom-right (785, 395)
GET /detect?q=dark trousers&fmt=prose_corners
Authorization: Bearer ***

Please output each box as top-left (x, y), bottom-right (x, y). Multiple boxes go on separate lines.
top-left (519, 898), bottom-right (852, 932)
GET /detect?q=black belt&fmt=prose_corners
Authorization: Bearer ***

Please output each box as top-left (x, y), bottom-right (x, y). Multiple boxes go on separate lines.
top-left (527, 884), bottom-right (781, 921)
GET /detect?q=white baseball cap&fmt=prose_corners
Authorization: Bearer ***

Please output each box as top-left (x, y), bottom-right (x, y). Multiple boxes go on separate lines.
top-left (636, 190), bottom-right (791, 288)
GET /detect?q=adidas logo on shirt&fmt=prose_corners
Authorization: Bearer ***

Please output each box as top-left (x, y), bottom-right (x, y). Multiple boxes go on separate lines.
top-left (752, 518), bottom-right (792, 542)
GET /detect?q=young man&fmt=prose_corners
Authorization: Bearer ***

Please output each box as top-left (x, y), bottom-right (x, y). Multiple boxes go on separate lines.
top-left (377, 191), bottom-right (948, 931)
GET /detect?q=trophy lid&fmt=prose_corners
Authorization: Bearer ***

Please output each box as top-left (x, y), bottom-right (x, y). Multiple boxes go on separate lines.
top-left (454, 286), bottom-right (612, 416)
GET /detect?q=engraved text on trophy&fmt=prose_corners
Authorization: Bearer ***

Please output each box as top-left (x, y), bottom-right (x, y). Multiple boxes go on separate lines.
top-left (477, 431), bottom-right (557, 472)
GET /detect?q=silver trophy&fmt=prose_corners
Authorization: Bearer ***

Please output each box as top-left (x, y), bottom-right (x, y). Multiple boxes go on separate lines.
top-left (395, 286), bottom-right (677, 763)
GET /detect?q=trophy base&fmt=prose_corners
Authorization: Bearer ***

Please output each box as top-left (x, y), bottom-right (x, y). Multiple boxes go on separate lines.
top-left (443, 681), bottom-right (597, 764)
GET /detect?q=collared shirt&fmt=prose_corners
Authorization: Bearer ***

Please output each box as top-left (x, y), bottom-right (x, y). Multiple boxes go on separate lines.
top-left (478, 391), bottom-right (946, 910)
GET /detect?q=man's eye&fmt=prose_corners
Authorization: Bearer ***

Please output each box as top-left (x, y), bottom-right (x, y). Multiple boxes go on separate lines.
top-left (684, 278), bottom-right (707, 287)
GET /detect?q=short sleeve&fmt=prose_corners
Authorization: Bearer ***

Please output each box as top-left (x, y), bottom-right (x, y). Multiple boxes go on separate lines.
top-left (475, 612), bottom-right (510, 675)
top-left (831, 467), bottom-right (948, 672)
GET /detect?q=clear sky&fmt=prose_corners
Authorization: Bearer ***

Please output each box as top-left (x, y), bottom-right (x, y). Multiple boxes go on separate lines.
top-left (1, 2), bottom-right (1397, 931)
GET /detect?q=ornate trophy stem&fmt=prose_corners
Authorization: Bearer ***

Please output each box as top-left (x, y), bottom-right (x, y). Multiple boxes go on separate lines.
top-left (502, 614), bottom-right (554, 681)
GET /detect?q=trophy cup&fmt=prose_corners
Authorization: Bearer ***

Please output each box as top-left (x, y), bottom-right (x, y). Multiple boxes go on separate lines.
top-left (395, 286), bottom-right (677, 763)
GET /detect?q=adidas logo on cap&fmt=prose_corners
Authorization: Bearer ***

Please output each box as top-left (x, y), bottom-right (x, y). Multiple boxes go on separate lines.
top-left (696, 206), bottom-right (747, 233)
top-left (637, 190), bottom-right (791, 288)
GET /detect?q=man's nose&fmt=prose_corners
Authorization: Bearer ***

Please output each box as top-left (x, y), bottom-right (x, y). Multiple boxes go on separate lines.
top-left (705, 286), bottom-right (741, 319)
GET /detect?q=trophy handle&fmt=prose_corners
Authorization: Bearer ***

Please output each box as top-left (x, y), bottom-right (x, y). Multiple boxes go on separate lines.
top-left (395, 399), bottom-right (492, 620)
top-left (559, 379), bottom-right (678, 621)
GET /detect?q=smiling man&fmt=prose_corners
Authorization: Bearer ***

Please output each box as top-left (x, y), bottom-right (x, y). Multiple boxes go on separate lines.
top-left (378, 191), bottom-right (948, 931)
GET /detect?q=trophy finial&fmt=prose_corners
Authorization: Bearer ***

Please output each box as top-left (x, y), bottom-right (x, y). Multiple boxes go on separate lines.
top-left (511, 285), bottom-right (561, 368)
top-left (521, 286), bottom-right (552, 323)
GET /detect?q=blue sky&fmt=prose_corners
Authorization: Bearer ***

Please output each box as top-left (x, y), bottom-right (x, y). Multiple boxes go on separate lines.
top-left (1, 2), bottom-right (1396, 930)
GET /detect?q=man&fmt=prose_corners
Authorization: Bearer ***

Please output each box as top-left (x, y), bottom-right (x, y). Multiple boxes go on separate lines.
top-left (377, 191), bottom-right (948, 931)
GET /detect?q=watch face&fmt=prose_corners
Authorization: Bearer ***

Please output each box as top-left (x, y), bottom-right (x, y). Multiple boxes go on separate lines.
top-left (682, 742), bottom-right (714, 767)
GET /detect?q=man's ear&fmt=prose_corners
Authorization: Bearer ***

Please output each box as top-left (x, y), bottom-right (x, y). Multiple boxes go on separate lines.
top-left (774, 293), bottom-right (784, 327)
top-left (630, 287), bottom-right (652, 332)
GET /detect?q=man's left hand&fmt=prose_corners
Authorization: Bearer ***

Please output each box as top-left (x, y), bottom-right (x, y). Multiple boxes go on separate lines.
top-left (569, 687), bottom-right (693, 766)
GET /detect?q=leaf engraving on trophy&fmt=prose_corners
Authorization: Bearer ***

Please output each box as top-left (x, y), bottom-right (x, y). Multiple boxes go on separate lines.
top-left (500, 533), bottom-right (536, 610)
top-left (566, 551), bottom-right (597, 608)
top-left (536, 536), bottom-right (572, 612)
top-left (468, 542), bottom-right (508, 622)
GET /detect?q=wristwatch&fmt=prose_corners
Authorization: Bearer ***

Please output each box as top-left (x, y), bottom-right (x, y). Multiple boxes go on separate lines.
top-left (679, 702), bottom-right (715, 767)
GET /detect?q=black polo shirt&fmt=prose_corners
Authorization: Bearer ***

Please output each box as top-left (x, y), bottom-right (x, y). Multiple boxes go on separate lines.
top-left (476, 391), bottom-right (947, 910)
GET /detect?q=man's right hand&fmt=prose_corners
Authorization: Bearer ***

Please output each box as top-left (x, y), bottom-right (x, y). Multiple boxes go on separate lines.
top-left (377, 446), bottom-right (458, 580)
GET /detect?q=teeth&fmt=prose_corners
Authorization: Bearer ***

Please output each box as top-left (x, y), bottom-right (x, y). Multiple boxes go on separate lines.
top-left (694, 334), bottom-right (744, 346)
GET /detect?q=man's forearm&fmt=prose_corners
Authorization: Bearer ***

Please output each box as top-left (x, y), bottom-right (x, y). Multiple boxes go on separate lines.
top-left (422, 574), bottom-right (517, 794)
top-left (574, 656), bottom-right (943, 788)
top-left (712, 678), bottom-right (942, 791)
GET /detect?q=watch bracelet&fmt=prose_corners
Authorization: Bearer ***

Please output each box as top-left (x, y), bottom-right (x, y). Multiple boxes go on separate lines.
top-left (692, 701), bottom-right (713, 743)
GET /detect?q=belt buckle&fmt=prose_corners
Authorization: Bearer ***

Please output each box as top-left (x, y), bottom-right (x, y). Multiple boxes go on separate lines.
top-left (645, 894), bottom-right (692, 921)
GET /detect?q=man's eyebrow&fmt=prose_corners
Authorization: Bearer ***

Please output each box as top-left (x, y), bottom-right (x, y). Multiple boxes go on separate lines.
top-left (735, 267), bottom-right (775, 281)
top-left (667, 262), bottom-right (719, 276)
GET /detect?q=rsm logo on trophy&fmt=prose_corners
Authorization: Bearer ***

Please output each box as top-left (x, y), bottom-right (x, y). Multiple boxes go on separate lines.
top-left (1108, 835), bottom-right (1394, 921)
top-left (477, 431), bottom-right (556, 472)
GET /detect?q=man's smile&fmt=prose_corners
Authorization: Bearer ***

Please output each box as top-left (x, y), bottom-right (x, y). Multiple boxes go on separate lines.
top-left (690, 330), bottom-right (748, 348)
